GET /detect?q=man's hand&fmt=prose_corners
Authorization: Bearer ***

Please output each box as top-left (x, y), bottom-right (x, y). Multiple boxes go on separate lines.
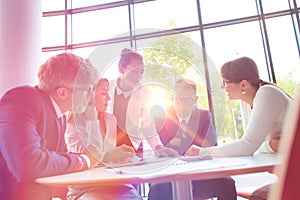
top-left (184, 144), bottom-right (201, 156)
top-left (83, 97), bottom-right (97, 120)
top-left (84, 144), bottom-right (102, 168)
top-left (103, 144), bottom-right (135, 163)
top-left (154, 145), bottom-right (179, 157)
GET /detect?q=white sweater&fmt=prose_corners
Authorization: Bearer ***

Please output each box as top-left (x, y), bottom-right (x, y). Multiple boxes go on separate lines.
top-left (200, 85), bottom-right (294, 157)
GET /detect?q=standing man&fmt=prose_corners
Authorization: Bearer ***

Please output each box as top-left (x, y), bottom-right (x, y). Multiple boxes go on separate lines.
top-left (0, 52), bottom-right (99, 200)
top-left (148, 79), bottom-right (237, 200)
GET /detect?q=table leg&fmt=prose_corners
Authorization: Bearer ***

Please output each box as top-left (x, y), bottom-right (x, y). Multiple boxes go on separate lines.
top-left (172, 180), bottom-right (193, 200)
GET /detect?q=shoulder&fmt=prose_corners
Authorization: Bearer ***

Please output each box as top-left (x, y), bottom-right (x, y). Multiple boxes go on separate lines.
top-left (1, 85), bottom-right (44, 103)
top-left (0, 86), bottom-right (48, 118)
top-left (195, 108), bottom-right (212, 118)
top-left (256, 85), bottom-right (291, 102)
top-left (257, 85), bottom-right (284, 96)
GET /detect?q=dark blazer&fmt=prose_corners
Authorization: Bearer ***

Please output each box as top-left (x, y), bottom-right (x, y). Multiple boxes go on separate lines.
top-left (156, 107), bottom-right (217, 155)
top-left (0, 86), bottom-right (83, 200)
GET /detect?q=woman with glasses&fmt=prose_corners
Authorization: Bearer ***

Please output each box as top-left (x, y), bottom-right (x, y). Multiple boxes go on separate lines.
top-left (185, 57), bottom-right (294, 200)
top-left (148, 79), bottom-right (237, 200)
top-left (186, 56), bottom-right (294, 157)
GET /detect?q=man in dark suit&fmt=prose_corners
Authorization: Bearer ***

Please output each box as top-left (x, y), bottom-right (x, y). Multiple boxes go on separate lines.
top-left (0, 53), bottom-right (99, 200)
top-left (148, 79), bottom-right (237, 200)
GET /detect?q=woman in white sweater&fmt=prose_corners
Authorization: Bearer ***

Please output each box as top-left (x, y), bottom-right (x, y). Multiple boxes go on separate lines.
top-left (186, 56), bottom-right (294, 157)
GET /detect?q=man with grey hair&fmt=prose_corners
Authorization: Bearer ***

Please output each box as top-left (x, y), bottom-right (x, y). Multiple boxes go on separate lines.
top-left (0, 52), bottom-right (99, 200)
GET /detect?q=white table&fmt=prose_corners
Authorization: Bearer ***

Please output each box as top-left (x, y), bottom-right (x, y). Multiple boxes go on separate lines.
top-left (36, 154), bottom-right (278, 200)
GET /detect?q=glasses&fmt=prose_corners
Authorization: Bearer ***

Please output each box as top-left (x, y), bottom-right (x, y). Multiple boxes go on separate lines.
top-left (221, 80), bottom-right (233, 88)
top-left (73, 85), bottom-right (94, 96)
top-left (174, 97), bottom-right (195, 105)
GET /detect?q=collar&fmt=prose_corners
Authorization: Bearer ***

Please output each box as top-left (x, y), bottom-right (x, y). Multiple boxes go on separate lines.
top-left (115, 85), bottom-right (133, 98)
top-left (177, 113), bottom-right (192, 124)
top-left (50, 97), bottom-right (64, 118)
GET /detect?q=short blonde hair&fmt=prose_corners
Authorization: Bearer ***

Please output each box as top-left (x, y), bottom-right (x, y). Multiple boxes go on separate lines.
top-left (38, 52), bottom-right (98, 93)
top-left (174, 79), bottom-right (197, 94)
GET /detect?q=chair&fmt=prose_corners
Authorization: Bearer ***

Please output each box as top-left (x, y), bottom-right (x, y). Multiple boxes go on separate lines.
top-left (233, 172), bottom-right (277, 199)
top-left (52, 186), bottom-right (67, 200)
top-left (268, 88), bottom-right (300, 200)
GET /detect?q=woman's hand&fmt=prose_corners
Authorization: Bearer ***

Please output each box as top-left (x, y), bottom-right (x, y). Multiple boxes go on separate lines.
top-left (184, 144), bottom-right (201, 156)
top-left (269, 133), bottom-right (281, 153)
top-left (154, 145), bottom-right (179, 157)
top-left (103, 144), bottom-right (135, 163)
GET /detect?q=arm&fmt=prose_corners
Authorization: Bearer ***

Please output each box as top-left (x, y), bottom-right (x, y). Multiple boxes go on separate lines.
top-left (191, 86), bottom-right (289, 157)
top-left (0, 87), bottom-right (86, 180)
top-left (197, 110), bottom-right (218, 147)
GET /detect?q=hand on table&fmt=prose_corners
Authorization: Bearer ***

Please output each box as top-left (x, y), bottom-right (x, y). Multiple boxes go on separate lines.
top-left (83, 97), bottom-right (97, 120)
top-left (103, 144), bottom-right (135, 163)
top-left (269, 133), bottom-right (281, 153)
top-left (184, 144), bottom-right (201, 156)
top-left (154, 145), bottom-right (179, 157)
top-left (83, 144), bottom-right (102, 168)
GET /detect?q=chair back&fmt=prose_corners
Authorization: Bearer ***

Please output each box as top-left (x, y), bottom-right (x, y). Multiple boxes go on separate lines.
top-left (268, 88), bottom-right (300, 199)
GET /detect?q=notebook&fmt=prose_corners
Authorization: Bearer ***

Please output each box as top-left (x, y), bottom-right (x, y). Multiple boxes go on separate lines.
top-left (103, 155), bottom-right (213, 168)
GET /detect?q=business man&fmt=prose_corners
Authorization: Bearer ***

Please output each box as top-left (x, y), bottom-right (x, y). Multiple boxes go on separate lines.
top-left (0, 53), bottom-right (99, 200)
top-left (148, 79), bottom-right (237, 200)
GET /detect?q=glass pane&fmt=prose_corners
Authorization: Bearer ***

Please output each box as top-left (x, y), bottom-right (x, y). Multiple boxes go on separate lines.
top-left (265, 16), bottom-right (300, 98)
top-left (41, 50), bottom-right (67, 65)
top-left (204, 22), bottom-right (267, 80)
top-left (72, 46), bottom-right (98, 59)
top-left (71, 0), bottom-right (123, 9)
top-left (200, 0), bottom-right (257, 24)
top-left (43, 0), bottom-right (65, 12)
top-left (42, 16), bottom-right (65, 47)
top-left (261, 0), bottom-right (290, 13)
top-left (87, 41), bottom-right (131, 80)
top-left (72, 7), bottom-right (130, 44)
top-left (134, 0), bottom-right (199, 30)
top-left (135, 32), bottom-right (209, 108)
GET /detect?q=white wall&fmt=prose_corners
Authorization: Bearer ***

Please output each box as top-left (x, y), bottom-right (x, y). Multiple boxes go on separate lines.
top-left (0, 0), bottom-right (42, 96)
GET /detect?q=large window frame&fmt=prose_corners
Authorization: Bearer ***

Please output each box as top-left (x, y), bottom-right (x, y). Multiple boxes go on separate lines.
top-left (42, 0), bottom-right (300, 141)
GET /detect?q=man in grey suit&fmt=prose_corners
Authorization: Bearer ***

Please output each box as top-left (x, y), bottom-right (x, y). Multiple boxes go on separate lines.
top-left (0, 53), bottom-right (100, 200)
top-left (148, 79), bottom-right (237, 200)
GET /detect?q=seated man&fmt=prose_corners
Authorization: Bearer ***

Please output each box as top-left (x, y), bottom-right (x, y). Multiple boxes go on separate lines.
top-left (148, 79), bottom-right (237, 200)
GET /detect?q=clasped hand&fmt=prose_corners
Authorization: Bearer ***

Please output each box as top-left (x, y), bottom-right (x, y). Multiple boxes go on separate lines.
top-left (84, 144), bottom-right (135, 168)
top-left (184, 144), bottom-right (201, 156)
top-left (154, 145), bottom-right (179, 157)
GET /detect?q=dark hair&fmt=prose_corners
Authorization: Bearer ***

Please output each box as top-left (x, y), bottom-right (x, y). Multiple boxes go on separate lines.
top-left (95, 78), bottom-right (109, 90)
top-left (221, 57), bottom-right (264, 89)
top-left (221, 56), bottom-right (292, 97)
top-left (118, 48), bottom-right (143, 73)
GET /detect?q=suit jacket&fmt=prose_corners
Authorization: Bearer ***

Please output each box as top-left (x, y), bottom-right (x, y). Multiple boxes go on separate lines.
top-left (0, 86), bottom-right (84, 200)
top-left (156, 107), bottom-right (217, 155)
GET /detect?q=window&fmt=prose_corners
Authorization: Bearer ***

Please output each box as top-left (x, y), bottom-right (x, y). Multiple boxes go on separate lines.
top-left (42, 0), bottom-right (300, 143)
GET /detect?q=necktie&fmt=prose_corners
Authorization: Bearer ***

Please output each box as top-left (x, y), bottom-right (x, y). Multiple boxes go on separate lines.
top-left (60, 114), bottom-right (66, 133)
top-left (180, 120), bottom-right (187, 139)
